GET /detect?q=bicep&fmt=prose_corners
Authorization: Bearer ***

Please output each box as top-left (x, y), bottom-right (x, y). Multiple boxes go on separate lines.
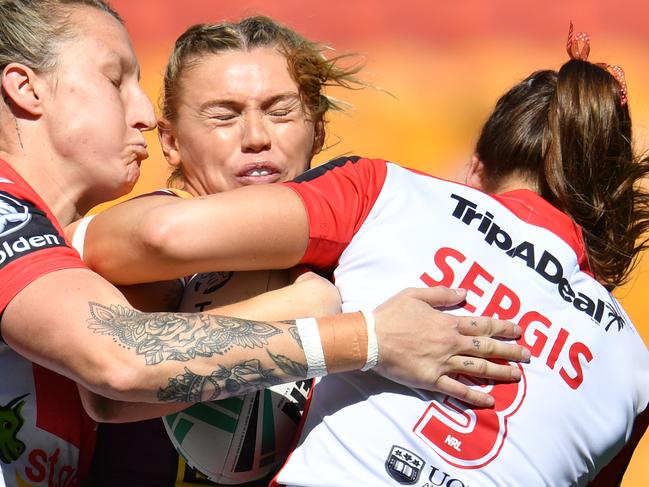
top-left (81, 194), bottom-right (181, 280)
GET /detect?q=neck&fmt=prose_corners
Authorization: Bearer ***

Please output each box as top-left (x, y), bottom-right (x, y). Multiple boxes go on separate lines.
top-left (0, 150), bottom-right (85, 226)
top-left (181, 179), bottom-right (207, 198)
top-left (485, 173), bottom-right (539, 196)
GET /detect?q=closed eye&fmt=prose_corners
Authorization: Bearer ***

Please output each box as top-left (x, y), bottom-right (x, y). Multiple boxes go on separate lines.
top-left (269, 109), bottom-right (291, 118)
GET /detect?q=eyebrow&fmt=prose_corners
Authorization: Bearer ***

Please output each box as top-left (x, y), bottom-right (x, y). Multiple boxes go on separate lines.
top-left (198, 92), bottom-right (301, 113)
top-left (104, 50), bottom-right (140, 79)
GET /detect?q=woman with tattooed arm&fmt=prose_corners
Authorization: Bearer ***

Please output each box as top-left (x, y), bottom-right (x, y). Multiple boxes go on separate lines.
top-left (0, 2), bottom-right (526, 485)
top-left (76, 25), bottom-right (649, 485)
top-left (73, 16), bottom-right (529, 486)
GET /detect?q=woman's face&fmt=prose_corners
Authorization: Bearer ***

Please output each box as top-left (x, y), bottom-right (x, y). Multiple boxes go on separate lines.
top-left (39, 6), bottom-right (156, 204)
top-left (160, 47), bottom-right (324, 196)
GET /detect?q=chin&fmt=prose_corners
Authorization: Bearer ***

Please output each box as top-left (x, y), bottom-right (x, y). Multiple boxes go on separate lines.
top-left (123, 167), bottom-right (141, 190)
top-left (106, 177), bottom-right (138, 202)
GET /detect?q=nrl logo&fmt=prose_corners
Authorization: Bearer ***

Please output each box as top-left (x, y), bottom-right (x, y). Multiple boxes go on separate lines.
top-left (0, 194), bottom-right (30, 238)
top-left (385, 445), bottom-right (425, 485)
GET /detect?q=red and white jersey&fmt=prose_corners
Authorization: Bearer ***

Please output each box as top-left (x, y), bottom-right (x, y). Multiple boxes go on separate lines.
top-left (0, 159), bottom-right (95, 487)
top-left (274, 157), bottom-right (649, 487)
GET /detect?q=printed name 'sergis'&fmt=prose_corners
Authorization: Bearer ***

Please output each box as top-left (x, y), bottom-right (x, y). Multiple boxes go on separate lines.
top-left (417, 193), bottom-right (626, 390)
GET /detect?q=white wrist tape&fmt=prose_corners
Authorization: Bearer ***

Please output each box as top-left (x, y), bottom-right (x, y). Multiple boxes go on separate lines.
top-left (360, 309), bottom-right (379, 371)
top-left (295, 317), bottom-right (327, 378)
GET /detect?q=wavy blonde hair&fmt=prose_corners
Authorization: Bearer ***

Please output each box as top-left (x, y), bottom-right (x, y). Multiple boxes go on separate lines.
top-left (160, 15), bottom-right (366, 187)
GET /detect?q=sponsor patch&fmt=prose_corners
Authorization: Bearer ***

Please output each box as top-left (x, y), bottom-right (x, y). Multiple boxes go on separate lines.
top-left (0, 193), bottom-right (31, 238)
top-left (449, 193), bottom-right (626, 331)
top-left (0, 192), bottom-right (66, 269)
top-left (385, 445), bottom-right (425, 485)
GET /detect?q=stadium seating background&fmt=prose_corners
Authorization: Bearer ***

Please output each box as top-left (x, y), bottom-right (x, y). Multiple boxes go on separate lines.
top-left (105, 2), bottom-right (649, 484)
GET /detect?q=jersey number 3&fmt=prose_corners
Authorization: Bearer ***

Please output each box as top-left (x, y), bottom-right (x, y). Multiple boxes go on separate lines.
top-left (413, 363), bottom-right (526, 468)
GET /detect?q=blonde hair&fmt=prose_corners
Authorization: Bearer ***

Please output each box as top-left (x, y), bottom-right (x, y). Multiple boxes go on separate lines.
top-left (161, 15), bottom-right (365, 187)
top-left (0, 0), bottom-right (121, 73)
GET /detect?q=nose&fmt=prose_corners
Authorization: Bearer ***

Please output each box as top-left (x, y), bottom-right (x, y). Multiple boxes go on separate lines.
top-left (241, 112), bottom-right (271, 153)
top-left (129, 87), bottom-right (156, 132)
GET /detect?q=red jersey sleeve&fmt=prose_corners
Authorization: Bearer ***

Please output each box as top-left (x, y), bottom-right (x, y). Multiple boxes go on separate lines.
top-left (283, 156), bottom-right (388, 270)
top-left (0, 162), bottom-right (86, 316)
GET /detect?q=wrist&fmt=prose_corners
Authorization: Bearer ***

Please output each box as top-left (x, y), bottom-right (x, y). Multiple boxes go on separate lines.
top-left (305, 312), bottom-right (376, 375)
top-left (295, 317), bottom-right (327, 379)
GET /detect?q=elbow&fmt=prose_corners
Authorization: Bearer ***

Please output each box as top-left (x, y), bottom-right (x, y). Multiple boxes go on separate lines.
top-left (92, 207), bottom-right (181, 284)
top-left (83, 356), bottom-right (145, 404)
top-left (78, 367), bottom-right (141, 423)
top-left (296, 272), bottom-right (341, 316)
top-left (138, 208), bottom-right (176, 256)
top-left (79, 390), bottom-right (125, 423)
top-left (135, 207), bottom-right (188, 271)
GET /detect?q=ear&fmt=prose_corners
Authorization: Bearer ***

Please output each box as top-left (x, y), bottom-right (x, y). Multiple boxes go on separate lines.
top-left (465, 153), bottom-right (488, 190)
top-left (311, 117), bottom-right (325, 156)
top-left (1, 63), bottom-right (45, 116)
top-left (157, 119), bottom-right (182, 167)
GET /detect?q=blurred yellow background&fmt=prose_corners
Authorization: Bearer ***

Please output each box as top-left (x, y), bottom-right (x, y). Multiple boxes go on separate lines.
top-left (108, 1), bottom-right (649, 484)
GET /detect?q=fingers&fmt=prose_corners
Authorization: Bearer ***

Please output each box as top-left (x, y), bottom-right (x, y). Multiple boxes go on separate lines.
top-left (457, 336), bottom-right (531, 363)
top-left (446, 356), bottom-right (522, 382)
top-left (456, 315), bottom-right (521, 339)
top-left (405, 286), bottom-right (468, 308)
top-left (434, 375), bottom-right (494, 408)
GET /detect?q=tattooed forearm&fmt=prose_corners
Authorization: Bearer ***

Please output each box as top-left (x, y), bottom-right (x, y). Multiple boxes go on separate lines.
top-left (158, 366), bottom-right (222, 402)
top-left (87, 302), bottom-right (281, 365)
top-left (288, 325), bottom-right (302, 350)
top-left (268, 350), bottom-right (307, 378)
top-left (157, 360), bottom-right (285, 402)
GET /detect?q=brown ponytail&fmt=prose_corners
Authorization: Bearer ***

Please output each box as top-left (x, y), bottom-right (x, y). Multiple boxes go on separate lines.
top-left (476, 59), bottom-right (649, 290)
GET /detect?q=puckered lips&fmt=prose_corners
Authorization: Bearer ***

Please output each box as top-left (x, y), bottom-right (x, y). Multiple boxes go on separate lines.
top-left (129, 141), bottom-right (149, 166)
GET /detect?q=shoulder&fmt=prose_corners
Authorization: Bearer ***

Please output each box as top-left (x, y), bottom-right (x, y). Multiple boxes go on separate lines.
top-left (293, 156), bottom-right (390, 184)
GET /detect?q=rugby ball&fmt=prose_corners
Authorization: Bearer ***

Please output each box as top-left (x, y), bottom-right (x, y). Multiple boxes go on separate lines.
top-left (164, 379), bottom-right (312, 485)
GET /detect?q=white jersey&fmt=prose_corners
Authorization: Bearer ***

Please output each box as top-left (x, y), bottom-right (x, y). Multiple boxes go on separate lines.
top-left (274, 157), bottom-right (649, 487)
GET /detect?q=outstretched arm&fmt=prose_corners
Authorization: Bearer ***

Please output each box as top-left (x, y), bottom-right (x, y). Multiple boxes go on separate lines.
top-left (81, 185), bottom-right (307, 285)
top-left (4, 268), bottom-right (528, 419)
top-left (70, 184), bottom-right (530, 414)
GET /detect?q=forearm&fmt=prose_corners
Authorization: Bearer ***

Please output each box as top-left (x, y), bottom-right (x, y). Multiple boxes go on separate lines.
top-left (76, 307), bottom-right (362, 422)
top-left (203, 275), bottom-right (341, 321)
top-left (77, 384), bottom-right (190, 423)
top-left (68, 301), bottom-right (364, 404)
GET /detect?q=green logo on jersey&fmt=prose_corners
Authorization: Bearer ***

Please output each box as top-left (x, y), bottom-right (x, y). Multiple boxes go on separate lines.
top-left (0, 394), bottom-right (29, 463)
